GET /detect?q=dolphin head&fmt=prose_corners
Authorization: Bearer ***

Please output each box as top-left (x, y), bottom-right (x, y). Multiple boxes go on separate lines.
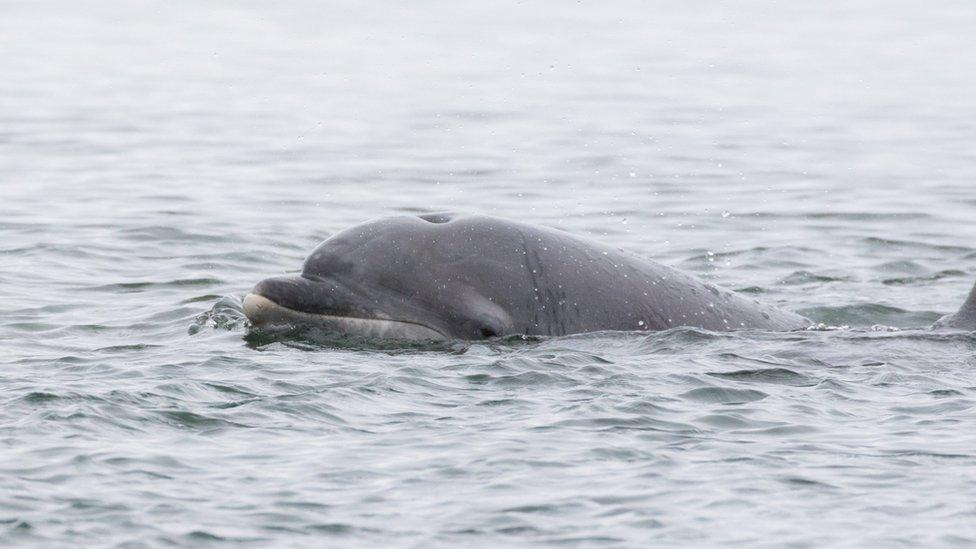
top-left (243, 214), bottom-right (518, 340)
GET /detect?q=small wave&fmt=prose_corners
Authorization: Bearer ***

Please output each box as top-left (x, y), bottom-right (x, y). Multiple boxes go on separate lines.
top-left (734, 286), bottom-right (766, 294)
top-left (549, 416), bottom-right (698, 433)
top-left (155, 409), bottom-right (251, 430)
top-left (863, 237), bottom-right (972, 254)
top-left (882, 269), bottom-right (967, 286)
top-left (679, 246), bottom-right (813, 271)
top-left (306, 523), bottom-right (354, 534)
top-left (708, 367), bottom-right (819, 387)
top-left (180, 293), bottom-right (225, 304)
top-left (780, 476), bottom-right (836, 489)
top-left (680, 387), bottom-right (768, 404)
top-left (798, 303), bottom-right (942, 328)
top-left (697, 413), bottom-right (756, 428)
top-left (928, 389), bottom-right (965, 397)
top-left (779, 270), bottom-right (851, 285)
top-left (806, 212), bottom-right (931, 221)
top-left (87, 278), bottom-right (224, 293)
top-left (92, 344), bottom-right (164, 355)
top-left (181, 530), bottom-right (265, 543)
top-left (463, 370), bottom-right (575, 389)
top-left (875, 260), bottom-right (927, 275)
top-left (19, 391), bottom-right (64, 403)
top-left (118, 225), bottom-right (236, 243)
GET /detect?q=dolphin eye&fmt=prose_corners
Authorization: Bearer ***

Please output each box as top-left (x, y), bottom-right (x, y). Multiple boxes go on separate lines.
top-left (479, 326), bottom-right (498, 339)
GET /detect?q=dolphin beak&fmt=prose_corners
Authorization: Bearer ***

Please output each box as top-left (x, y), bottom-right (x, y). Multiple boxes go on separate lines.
top-left (242, 293), bottom-right (288, 326)
top-left (242, 275), bottom-right (447, 340)
top-left (243, 274), bottom-right (340, 326)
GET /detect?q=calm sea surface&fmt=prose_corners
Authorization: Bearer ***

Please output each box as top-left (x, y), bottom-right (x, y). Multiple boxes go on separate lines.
top-left (3, 1), bottom-right (976, 546)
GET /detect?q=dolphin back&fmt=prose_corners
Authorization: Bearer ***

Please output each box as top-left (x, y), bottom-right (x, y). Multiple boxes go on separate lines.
top-left (934, 280), bottom-right (976, 330)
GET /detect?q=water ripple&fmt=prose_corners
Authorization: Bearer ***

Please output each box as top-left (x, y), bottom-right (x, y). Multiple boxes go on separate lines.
top-left (4, 0), bottom-right (976, 545)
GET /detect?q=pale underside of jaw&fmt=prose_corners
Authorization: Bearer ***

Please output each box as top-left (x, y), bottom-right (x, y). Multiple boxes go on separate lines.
top-left (242, 293), bottom-right (447, 341)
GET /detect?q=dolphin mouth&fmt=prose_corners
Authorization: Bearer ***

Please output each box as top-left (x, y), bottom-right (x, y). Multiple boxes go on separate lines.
top-left (243, 294), bottom-right (446, 340)
top-left (242, 275), bottom-right (446, 340)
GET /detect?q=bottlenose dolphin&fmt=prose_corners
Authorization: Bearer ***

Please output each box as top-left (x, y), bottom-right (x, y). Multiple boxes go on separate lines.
top-left (243, 213), bottom-right (976, 340)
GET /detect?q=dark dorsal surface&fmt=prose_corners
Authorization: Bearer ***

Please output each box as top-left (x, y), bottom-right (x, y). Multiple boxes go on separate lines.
top-left (407, 214), bottom-right (811, 334)
top-left (246, 214), bottom-right (812, 338)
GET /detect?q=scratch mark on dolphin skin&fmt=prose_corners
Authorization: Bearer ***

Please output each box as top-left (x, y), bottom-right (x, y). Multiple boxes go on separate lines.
top-left (517, 229), bottom-right (555, 335)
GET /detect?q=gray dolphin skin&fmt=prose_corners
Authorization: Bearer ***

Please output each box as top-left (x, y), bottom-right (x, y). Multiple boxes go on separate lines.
top-left (935, 283), bottom-right (976, 330)
top-left (244, 213), bottom-right (816, 340)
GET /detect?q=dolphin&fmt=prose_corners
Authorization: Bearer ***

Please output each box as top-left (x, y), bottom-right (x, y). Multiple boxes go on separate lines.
top-left (242, 213), bottom-right (976, 340)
